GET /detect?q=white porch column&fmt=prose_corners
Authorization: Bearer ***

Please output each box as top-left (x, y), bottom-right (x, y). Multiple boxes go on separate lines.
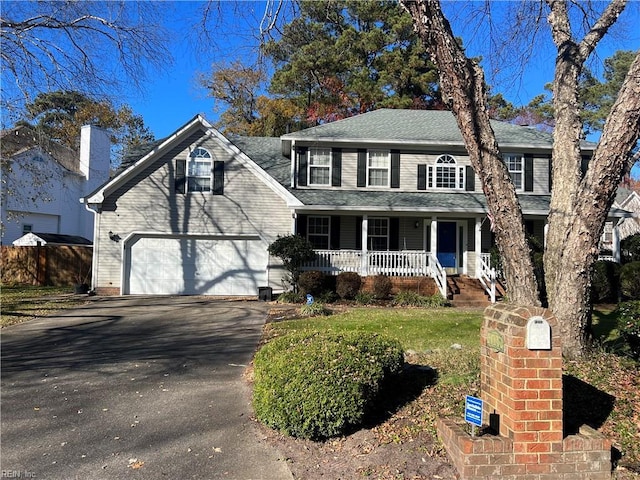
top-left (430, 217), bottom-right (438, 255)
top-left (544, 223), bottom-right (549, 248)
top-left (291, 212), bottom-right (297, 234)
top-left (613, 223), bottom-right (621, 263)
top-left (475, 216), bottom-right (482, 277)
top-left (361, 215), bottom-right (368, 275)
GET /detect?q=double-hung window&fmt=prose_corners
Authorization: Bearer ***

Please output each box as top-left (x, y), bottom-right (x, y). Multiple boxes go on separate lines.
top-left (428, 154), bottom-right (465, 189)
top-left (308, 216), bottom-right (330, 249)
top-left (504, 154), bottom-right (524, 190)
top-left (187, 147), bottom-right (212, 192)
top-left (367, 150), bottom-right (390, 187)
top-left (368, 217), bottom-right (389, 251)
top-left (308, 148), bottom-right (331, 186)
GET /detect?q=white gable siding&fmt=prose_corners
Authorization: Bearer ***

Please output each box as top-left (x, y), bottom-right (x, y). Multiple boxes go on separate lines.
top-left (94, 132), bottom-right (292, 293)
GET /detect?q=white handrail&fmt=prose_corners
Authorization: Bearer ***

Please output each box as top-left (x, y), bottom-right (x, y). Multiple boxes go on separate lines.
top-left (478, 253), bottom-right (496, 303)
top-left (428, 253), bottom-right (447, 298)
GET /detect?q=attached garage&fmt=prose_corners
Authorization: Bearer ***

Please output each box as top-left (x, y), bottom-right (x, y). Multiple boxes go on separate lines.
top-left (123, 234), bottom-right (268, 296)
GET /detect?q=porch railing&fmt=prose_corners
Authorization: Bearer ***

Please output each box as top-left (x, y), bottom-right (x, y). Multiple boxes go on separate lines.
top-left (479, 253), bottom-right (496, 303)
top-left (303, 250), bottom-right (447, 298)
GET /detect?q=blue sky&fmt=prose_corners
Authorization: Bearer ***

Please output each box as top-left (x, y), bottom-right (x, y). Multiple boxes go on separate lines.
top-left (117, 1), bottom-right (638, 178)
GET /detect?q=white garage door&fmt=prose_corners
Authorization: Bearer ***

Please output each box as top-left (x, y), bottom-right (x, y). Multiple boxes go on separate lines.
top-left (126, 236), bottom-right (268, 295)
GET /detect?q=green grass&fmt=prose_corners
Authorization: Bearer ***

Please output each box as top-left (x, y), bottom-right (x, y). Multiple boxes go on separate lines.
top-left (1, 285), bottom-right (87, 327)
top-left (266, 307), bottom-right (483, 352)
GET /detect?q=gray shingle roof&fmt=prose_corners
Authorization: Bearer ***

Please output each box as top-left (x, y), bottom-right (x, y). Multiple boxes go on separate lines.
top-left (281, 108), bottom-right (562, 148)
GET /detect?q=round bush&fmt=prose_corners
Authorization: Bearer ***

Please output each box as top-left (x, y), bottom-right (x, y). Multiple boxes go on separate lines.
top-left (252, 331), bottom-right (404, 440)
top-left (371, 274), bottom-right (392, 299)
top-left (591, 260), bottom-right (621, 303)
top-left (620, 261), bottom-right (640, 300)
top-left (336, 272), bottom-right (362, 299)
top-left (297, 270), bottom-right (327, 296)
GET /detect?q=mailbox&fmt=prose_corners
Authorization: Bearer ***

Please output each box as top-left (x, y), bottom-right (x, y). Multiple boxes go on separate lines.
top-left (526, 316), bottom-right (551, 350)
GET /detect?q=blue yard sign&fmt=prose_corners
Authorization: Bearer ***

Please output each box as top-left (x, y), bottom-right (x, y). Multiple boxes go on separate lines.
top-left (465, 395), bottom-right (483, 427)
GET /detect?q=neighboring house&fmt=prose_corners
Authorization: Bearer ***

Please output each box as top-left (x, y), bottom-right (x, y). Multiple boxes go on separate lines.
top-left (12, 232), bottom-right (92, 246)
top-left (1, 124), bottom-right (110, 245)
top-left (600, 188), bottom-right (640, 260)
top-left (83, 109), bottom-right (629, 298)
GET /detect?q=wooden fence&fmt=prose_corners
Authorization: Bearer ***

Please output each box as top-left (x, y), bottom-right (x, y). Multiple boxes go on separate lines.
top-left (1, 245), bottom-right (92, 286)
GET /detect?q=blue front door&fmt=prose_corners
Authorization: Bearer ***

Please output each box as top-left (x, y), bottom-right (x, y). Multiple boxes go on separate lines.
top-left (437, 222), bottom-right (457, 268)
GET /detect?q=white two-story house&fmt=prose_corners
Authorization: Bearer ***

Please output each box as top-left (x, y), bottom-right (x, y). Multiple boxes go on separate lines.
top-left (83, 109), bottom-right (628, 299)
top-left (1, 124), bottom-right (111, 245)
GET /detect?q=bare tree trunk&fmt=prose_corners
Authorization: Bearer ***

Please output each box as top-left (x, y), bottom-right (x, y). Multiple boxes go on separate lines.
top-left (400, 0), bottom-right (540, 306)
top-left (544, 0), bottom-right (637, 358)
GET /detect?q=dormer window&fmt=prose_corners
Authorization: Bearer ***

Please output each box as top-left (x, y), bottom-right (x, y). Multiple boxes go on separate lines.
top-left (308, 148), bottom-right (331, 185)
top-left (188, 147), bottom-right (212, 192)
top-left (367, 150), bottom-right (390, 187)
top-left (428, 154), bottom-right (465, 189)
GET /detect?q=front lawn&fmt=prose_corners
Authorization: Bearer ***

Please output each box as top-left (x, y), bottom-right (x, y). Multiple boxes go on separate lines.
top-left (0, 285), bottom-right (88, 328)
top-left (263, 304), bottom-right (640, 474)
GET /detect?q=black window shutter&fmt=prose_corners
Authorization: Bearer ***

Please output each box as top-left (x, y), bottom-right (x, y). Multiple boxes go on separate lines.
top-left (547, 155), bottom-right (553, 192)
top-left (391, 150), bottom-right (400, 188)
top-left (297, 147), bottom-right (308, 187)
top-left (297, 214), bottom-right (308, 237)
top-left (524, 154), bottom-right (534, 192)
top-left (356, 216), bottom-right (363, 249)
top-left (581, 155), bottom-right (590, 177)
top-left (212, 161), bottom-right (224, 195)
top-left (332, 148), bottom-right (342, 187)
top-left (175, 159), bottom-right (186, 194)
top-left (357, 149), bottom-right (367, 187)
top-left (330, 216), bottom-right (340, 249)
top-left (417, 164), bottom-right (427, 190)
top-left (389, 218), bottom-right (400, 251)
top-left (465, 165), bottom-right (475, 191)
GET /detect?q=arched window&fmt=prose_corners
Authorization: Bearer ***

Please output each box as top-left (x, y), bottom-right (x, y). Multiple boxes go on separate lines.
top-left (428, 154), bottom-right (465, 189)
top-left (187, 147), bottom-right (212, 192)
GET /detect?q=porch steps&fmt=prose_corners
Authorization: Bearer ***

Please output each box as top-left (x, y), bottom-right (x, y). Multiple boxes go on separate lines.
top-left (447, 275), bottom-right (498, 307)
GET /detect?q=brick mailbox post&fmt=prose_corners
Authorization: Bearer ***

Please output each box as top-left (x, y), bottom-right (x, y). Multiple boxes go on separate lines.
top-left (437, 304), bottom-right (612, 480)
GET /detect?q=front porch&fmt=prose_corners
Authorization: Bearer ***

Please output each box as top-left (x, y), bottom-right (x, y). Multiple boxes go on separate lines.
top-left (301, 249), bottom-right (498, 302)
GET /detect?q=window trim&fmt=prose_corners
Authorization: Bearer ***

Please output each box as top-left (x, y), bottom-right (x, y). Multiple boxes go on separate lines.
top-left (428, 154), bottom-right (465, 190)
top-left (307, 215), bottom-right (331, 249)
top-left (307, 147), bottom-right (332, 186)
top-left (504, 153), bottom-right (524, 191)
top-left (187, 147), bottom-right (213, 193)
top-left (366, 150), bottom-right (391, 188)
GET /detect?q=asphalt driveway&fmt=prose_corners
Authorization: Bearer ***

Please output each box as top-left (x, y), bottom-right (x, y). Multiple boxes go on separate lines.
top-left (1, 296), bottom-right (293, 480)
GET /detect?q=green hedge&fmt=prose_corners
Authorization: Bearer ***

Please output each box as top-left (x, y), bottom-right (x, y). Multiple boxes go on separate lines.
top-left (591, 260), bottom-right (621, 303)
top-left (253, 331), bottom-right (404, 440)
top-left (620, 262), bottom-right (640, 300)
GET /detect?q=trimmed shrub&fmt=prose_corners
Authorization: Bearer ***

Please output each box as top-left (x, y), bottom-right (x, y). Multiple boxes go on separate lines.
top-left (591, 260), bottom-right (621, 303)
top-left (620, 262), bottom-right (640, 300)
top-left (621, 233), bottom-right (640, 264)
top-left (371, 274), bottom-right (392, 300)
top-left (253, 331), bottom-right (404, 440)
top-left (297, 270), bottom-right (327, 296)
top-left (336, 272), bottom-right (362, 300)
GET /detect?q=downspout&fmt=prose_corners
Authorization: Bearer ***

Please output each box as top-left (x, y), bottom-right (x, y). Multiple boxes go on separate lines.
top-left (83, 201), bottom-right (100, 293)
